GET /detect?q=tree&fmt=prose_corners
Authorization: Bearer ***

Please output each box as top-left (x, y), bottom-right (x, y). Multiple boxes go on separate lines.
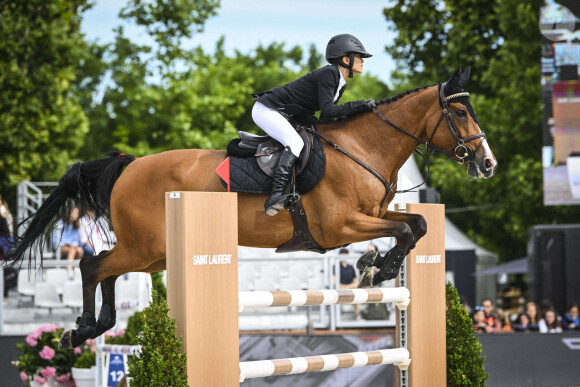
top-left (383, 0), bottom-right (580, 260)
top-left (0, 0), bottom-right (91, 202)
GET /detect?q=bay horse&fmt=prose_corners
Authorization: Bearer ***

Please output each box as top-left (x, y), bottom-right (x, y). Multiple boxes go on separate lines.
top-left (6, 67), bottom-right (496, 348)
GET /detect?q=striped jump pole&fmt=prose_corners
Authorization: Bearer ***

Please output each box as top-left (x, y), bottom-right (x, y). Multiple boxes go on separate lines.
top-left (238, 287), bottom-right (410, 311)
top-left (239, 348), bottom-right (411, 382)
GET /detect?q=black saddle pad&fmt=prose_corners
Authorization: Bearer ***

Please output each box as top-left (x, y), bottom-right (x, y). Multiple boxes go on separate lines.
top-left (221, 136), bottom-right (326, 195)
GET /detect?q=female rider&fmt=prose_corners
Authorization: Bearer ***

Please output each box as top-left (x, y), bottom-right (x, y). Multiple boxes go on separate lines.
top-left (252, 34), bottom-right (376, 216)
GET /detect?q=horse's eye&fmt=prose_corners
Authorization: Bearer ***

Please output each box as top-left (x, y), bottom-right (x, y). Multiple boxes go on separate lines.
top-left (456, 110), bottom-right (467, 118)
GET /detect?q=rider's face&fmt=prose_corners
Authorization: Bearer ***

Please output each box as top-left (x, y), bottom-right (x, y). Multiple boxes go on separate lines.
top-left (351, 54), bottom-right (364, 75)
top-left (341, 54), bottom-right (364, 75)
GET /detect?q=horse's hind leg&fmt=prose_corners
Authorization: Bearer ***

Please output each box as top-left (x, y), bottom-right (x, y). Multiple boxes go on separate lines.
top-left (90, 258), bottom-right (167, 341)
top-left (60, 247), bottom-right (156, 349)
top-left (92, 274), bottom-right (118, 339)
top-left (59, 252), bottom-right (104, 349)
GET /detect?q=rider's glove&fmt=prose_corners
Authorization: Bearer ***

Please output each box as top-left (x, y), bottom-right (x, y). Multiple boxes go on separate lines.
top-left (363, 99), bottom-right (376, 111)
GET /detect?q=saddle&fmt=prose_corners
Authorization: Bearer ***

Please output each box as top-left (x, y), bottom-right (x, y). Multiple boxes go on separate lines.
top-left (221, 126), bottom-right (326, 196)
top-left (220, 126), bottom-right (335, 254)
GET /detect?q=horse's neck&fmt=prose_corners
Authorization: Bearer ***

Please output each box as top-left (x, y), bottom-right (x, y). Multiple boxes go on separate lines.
top-left (319, 86), bottom-right (437, 182)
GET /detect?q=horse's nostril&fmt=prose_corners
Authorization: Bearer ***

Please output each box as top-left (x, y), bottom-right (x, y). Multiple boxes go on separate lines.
top-left (484, 158), bottom-right (492, 170)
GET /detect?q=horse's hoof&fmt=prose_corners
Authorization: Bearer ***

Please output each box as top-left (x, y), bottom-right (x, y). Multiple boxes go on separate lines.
top-left (358, 267), bottom-right (378, 288)
top-left (59, 330), bottom-right (74, 349)
top-left (355, 251), bottom-right (379, 271)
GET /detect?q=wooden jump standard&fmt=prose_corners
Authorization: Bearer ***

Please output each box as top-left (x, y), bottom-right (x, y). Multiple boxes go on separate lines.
top-left (165, 192), bottom-right (446, 387)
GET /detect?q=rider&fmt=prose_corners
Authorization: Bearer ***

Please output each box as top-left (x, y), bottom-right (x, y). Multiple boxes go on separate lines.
top-left (252, 34), bottom-right (376, 216)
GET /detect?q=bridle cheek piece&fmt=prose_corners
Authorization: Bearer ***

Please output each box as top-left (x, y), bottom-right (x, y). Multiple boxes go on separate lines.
top-left (428, 83), bottom-right (487, 165)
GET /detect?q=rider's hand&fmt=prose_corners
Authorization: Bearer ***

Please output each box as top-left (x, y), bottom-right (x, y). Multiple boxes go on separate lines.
top-left (364, 99), bottom-right (376, 111)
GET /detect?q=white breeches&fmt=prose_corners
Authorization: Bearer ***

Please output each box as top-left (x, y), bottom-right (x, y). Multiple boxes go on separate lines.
top-left (252, 102), bottom-right (304, 157)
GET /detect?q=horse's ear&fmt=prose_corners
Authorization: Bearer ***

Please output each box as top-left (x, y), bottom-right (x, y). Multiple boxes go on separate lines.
top-left (458, 66), bottom-right (471, 91)
top-left (444, 66), bottom-right (462, 95)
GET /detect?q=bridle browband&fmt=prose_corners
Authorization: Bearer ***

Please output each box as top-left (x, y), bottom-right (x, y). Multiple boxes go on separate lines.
top-left (306, 82), bottom-right (487, 211)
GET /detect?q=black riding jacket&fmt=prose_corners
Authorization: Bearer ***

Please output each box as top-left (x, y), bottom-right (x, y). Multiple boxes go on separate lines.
top-left (253, 65), bottom-right (368, 124)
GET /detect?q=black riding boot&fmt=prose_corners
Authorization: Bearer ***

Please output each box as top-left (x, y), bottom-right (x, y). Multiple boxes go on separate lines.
top-left (265, 146), bottom-right (298, 216)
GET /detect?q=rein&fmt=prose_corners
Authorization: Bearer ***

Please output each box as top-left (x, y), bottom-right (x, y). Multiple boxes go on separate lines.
top-left (307, 82), bottom-right (487, 211)
top-left (305, 126), bottom-right (397, 210)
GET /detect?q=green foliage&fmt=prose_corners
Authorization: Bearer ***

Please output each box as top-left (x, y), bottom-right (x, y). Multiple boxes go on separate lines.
top-left (151, 271), bottom-right (167, 299)
top-left (446, 282), bottom-right (488, 386)
top-left (127, 290), bottom-right (188, 386)
top-left (106, 310), bottom-right (145, 345)
top-left (73, 349), bottom-right (96, 369)
top-left (0, 0), bottom-right (90, 198)
top-left (383, 0), bottom-right (580, 260)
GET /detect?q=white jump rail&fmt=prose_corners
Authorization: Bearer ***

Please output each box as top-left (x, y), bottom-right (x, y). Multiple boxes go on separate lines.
top-left (238, 287), bottom-right (410, 312)
top-left (239, 347), bottom-right (411, 382)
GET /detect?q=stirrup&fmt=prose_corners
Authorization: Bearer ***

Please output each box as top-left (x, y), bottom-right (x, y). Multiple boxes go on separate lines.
top-left (283, 193), bottom-right (300, 212)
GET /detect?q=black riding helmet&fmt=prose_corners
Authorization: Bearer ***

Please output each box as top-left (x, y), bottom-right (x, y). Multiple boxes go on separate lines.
top-left (325, 34), bottom-right (372, 78)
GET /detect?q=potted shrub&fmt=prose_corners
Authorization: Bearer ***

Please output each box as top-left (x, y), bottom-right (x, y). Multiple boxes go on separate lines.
top-left (446, 282), bottom-right (489, 386)
top-left (71, 348), bottom-right (96, 387)
top-left (14, 324), bottom-right (77, 386)
top-left (127, 290), bottom-right (187, 386)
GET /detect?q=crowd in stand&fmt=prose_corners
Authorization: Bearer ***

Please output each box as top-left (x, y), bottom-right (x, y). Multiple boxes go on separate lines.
top-left (467, 296), bottom-right (579, 334)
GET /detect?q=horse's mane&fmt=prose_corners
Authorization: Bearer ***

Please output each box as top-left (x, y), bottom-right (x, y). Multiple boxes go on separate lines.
top-left (375, 84), bottom-right (436, 106)
top-left (318, 84), bottom-right (436, 125)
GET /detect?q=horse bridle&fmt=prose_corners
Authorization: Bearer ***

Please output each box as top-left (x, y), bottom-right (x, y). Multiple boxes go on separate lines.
top-left (306, 82), bottom-right (487, 210)
top-left (372, 82), bottom-right (487, 165)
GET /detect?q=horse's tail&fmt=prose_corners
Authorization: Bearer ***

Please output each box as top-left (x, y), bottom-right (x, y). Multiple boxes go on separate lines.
top-left (5, 151), bottom-right (136, 269)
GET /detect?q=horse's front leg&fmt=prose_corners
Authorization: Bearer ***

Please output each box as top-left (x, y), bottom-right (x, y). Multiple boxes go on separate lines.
top-left (353, 211), bottom-right (427, 287)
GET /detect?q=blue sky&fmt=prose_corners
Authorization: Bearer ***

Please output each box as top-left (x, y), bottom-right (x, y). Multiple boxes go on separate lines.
top-left (81, 0), bottom-right (396, 84)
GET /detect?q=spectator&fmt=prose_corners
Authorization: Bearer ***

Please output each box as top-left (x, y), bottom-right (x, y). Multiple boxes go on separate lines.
top-left (481, 298), bottom-right (499, 329)
top-left (539, 299), bottom-right (556, 320)
top-left (473, 308), bottom-right (494, 333)
top-left (512, 312), bottom-right (536, 332)
top-left (460, 296), bottom-right (472, 315)
top-left (52, 206), bottom-right (84, 278)
top-left (539, 308), bottom-right (563, 333)
top-left (0, 194), bottom-right (13, 239)
top-left (494, 308), bottom-right (513, 332)
top-left (334, 248), bottom-right (360, 319)
top-left (337, 248), bottom-right (358, 288)
top-left (526, 302), bottom-right (540, 326)
top-left (562, 305), bottom-right (579, 331)
top-left (0, 195), bottom-right (17, 300)
top-left (366, 243), bottom-right (378, 253)
top-left (80, 210), bottom-right (109, 256)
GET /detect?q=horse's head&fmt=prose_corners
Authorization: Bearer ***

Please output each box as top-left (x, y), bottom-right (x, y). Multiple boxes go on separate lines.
top-left (426, 67), bottom-right (497, 178)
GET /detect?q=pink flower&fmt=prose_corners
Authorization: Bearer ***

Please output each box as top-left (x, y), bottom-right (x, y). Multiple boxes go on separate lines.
top-left (41, 366), bottom-right (56, 379)
top-left (67, 379), bottom-right (77, 387)
top-left (26, 336), bottom-right (38, 347)
top-left (34, 375), bottom-right (47, 385)
top-left (20, 372), bottom-right (29, 382)
top-left (25, 329), bottom-right (43, 346)
top-left (74, 347), bottom-right (82, 355)
top-left (39, 345), bottom-right (55, 360)
top-left (55, 372), bottom-right (71, 383)
top-left (38, 324), bottom-right (59, 333)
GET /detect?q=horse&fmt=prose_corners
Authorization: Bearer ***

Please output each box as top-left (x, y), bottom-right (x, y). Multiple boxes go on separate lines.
top-left (5, 67), bottom-right (496, 349)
